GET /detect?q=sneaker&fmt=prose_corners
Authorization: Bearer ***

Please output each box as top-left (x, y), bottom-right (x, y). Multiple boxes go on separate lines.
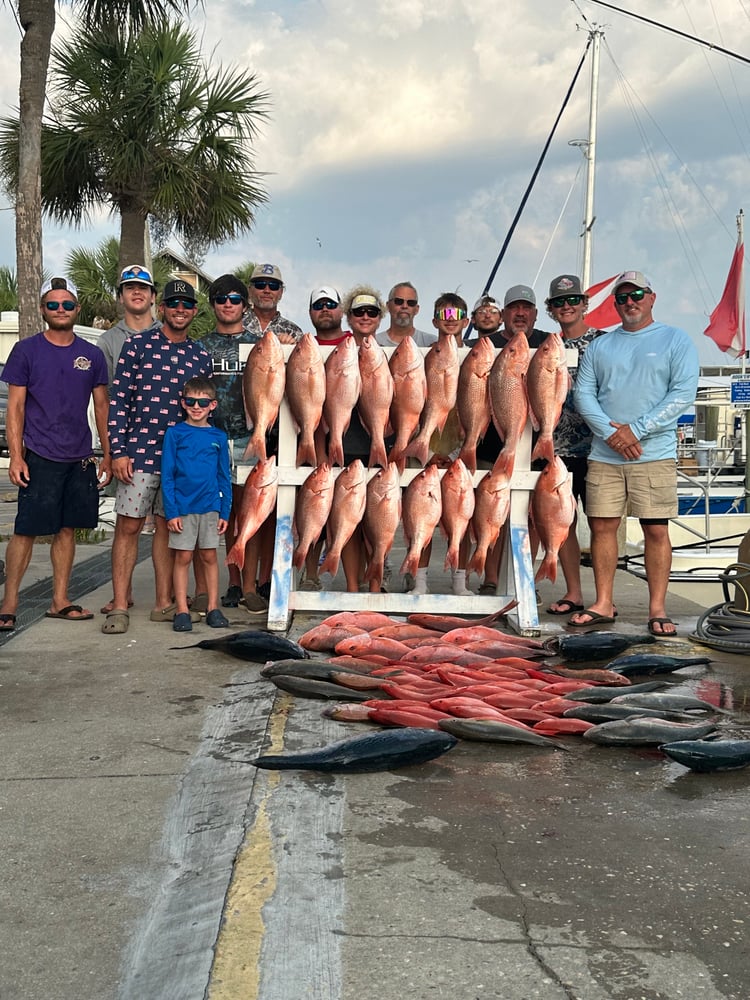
top-left (243, 592), bottom-right (269, 615)
top-left (478, 582), bottom-right (497, 596)
top-left (299, 576), bottom-right (322, 592)
top-left (221, 585), bottom-right (243, 608)
top-left (257, 580), bottom-right (271, 601)
top-left (172, 612), bottom-right (193, 632)
top-left (206, 609), bottom-right (230, 628)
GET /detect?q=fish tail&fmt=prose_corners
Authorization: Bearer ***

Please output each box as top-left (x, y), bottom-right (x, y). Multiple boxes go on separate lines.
top-left (226, 541), bottom-right (246, 571)
top-left (403, 436), bottom-right (428, 466)
top-left (296, 438), bottom-right (318, 468)
top-left (243, 432), bottom-right (266, 463)
top-left (368, 441), bottom-right (388, 470)
top-left (444, 545), bottom-right (459, 572)
top-left (492, 449), bottom-right (515, 477)
top-left (534, 552), bottom-right (558, 584)
top-left (399, 549), bottom-right (419, 578)
top-left (388, 447), bottom-right (407, 474)
top-left (467, 545), bottom-right (486, 576)
top-left (328, 439), bottom-right (344, 467)
top-left (319, 550), bottom-right (340, 577)
top-left (457, 443), bottom-right (477, 475)
top-left (292, 544), bottom-right (307, 571)
top-left (530, 436), bottom-right (555, 465)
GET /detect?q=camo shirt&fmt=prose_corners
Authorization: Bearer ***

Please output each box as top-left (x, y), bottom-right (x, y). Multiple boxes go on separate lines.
top-left (200, 329), bottom-right (260, 440)
top-left (554, 327), bottom-right (606, 458)
top-left (242, 309), bottom-right (302, 341)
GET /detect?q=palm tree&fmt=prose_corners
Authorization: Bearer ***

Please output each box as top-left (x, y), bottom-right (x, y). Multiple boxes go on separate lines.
top-left (9, 0), bottom-right (193, 338)
top-left (0, 265), bottom-right (17, 312)
top-left (0, 19), bottom-right (269, 306)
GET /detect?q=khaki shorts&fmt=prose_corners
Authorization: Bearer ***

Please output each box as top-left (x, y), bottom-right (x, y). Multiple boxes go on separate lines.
top-left (585, 460), bottom-right (678, 519)
top-left (114, 473), bottom-right (165, 519)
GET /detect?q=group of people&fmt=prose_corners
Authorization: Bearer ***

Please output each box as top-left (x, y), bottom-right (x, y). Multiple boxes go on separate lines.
top-left (0, 261), bottom-right (699, 637)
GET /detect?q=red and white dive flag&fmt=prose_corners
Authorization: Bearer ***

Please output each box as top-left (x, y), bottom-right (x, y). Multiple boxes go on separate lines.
top-left (584, 275), bottom-right (620, 330)
top-left (703, 236), bottom-right (746, 358)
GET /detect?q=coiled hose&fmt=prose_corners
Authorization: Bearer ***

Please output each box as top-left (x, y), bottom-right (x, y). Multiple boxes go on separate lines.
top-left (690, 563), bottom-right (750, 653)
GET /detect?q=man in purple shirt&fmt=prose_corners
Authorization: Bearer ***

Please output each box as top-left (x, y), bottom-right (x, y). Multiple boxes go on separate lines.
top-left (0, 277), bottom-right (110, 631)
top-left (103, 279), bottom-right (212, 634)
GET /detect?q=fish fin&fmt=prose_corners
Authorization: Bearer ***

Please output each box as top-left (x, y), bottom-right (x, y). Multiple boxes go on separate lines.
top-left (368, 442), bottom-right (388, 469)
top-left (328, 440), bottom-right (344, 467)
top-left (492, 449), bottom-right (515, 477)
top-left (403, 437), bottom-right (429, 465)
top-left (319, 551), bottom-right (340, 577)
top-left (243, 432), bottom-right (266, 463)
top-left (296, 438), bottom-right (318, 468)
top-left (467, 547), bottom-right (486, 576)
top-left (534, 553), bottom-right (558, 584)
top-left (457, 443), bottom-right (477, 475)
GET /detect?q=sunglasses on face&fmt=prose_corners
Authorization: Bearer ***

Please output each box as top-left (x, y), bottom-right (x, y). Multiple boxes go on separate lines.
top-left (392, 297), bottom-right (418, 307)
top-left (548, 295), bottom-right (584, 308)
top-left (120, 265), bottom-right (152, 283)
top-left (213, 293), bottom-right (245, 305)
top-left (615, 289), bottom-right (649, 304)
top-left (44, 300), bottom-right (77, 311)
top-left (435, 307), bottom-right (466, 321)
top-left (182, 396), bottom-right (213, 408)
top-left (351, 306), bottom-right (380, 318)
top-left (164, 297), bottom-right (197, 310)
top-left (251, 279), bottom-right (282, 291)
top-left (311, 299), bottom-right (339, 311)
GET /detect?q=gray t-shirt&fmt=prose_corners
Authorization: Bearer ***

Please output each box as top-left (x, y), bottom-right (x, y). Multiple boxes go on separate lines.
top-left (375, 327), bottom-right (437, 348)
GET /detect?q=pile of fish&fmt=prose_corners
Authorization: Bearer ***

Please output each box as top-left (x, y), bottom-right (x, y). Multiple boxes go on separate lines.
top-left (237, 330), bottom-right (576, 585)
top-left (246, 612), bottom-right (739, 767)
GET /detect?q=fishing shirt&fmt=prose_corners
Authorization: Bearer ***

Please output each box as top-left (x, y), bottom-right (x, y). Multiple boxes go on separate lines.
top-left (108, 328), bottom-right (212, 474)
top-left (243, 309), bottom-right (303, 341)
top-left (574, 320), bottom-right (699, 465)
top-left (200, 328), bottom-right (260, 439)
top-left (2, 332), bottom-right (108, 462)
top-left (98, 318), bottom-right (161, 385)
top-left (161, 421), bottom-right (231, 522)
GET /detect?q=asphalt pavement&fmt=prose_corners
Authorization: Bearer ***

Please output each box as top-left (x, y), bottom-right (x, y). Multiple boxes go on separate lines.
top-left (1, 471), bottom-right (749, 1000)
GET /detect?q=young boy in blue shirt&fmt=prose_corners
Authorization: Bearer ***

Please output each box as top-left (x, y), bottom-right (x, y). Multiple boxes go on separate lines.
top-left (161, 377), bottom-right (232, 631)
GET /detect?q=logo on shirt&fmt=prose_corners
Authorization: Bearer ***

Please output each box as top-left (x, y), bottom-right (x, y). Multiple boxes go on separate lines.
top-left (73, 356), bottom-right (92, 370)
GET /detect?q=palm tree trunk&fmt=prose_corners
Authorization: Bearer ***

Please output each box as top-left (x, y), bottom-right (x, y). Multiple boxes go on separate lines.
top-left (118, 206), bottom-right (149, 277)
top-left (17, 0), bottom-right (55, 339)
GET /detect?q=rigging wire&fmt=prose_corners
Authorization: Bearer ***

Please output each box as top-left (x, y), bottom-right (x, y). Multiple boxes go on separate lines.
top-left (473, 36), bottom-right (592, 318)
top-left (586, 0), bottom-right (750, 66)
top-left (532, 159), bottom-right (586, 290)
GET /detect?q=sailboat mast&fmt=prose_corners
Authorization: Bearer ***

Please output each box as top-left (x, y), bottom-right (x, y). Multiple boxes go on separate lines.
top-left (581, 27), bottom-right (604, 290)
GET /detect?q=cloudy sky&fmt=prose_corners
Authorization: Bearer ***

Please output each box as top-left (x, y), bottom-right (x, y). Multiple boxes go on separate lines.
top-left (0, 0), bottom-right (748, 363)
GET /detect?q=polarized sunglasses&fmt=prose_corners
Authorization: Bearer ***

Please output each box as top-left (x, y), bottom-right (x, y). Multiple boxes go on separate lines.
top-left (435, 307), bottom-right (466, 321)
top-left (351, 306), bottom-right (380, 318)
top-left (120, 265), bottom-right (152, 283)
top-left (44, 300), bottom-right (77, 311)
top-left (615, 289), bottom-right (649, 304)
top-left (182, 396), bottom-right (213, 408)
top-left (213, 293), bottom-right (245, 305)
top-left (251, 279), bottom-right (282, 291)
top-left (164, 297), bottom-right (197, 310)
top-left (392, 297), bottom-right (418, 307)
top-left (548, 295), bottom-right (584, 308)
top-left (311, 299), bottom-right (339, 311)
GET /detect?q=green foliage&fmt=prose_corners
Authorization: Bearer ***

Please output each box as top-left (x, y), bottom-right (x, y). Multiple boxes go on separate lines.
top-left (0, 265), bottom-right (17, 312)
top-left (0, 18), bottom-right (269, 263)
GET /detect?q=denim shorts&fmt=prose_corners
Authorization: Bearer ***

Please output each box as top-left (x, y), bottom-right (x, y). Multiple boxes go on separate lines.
top-left (15, 450), bottom-right (99, 536)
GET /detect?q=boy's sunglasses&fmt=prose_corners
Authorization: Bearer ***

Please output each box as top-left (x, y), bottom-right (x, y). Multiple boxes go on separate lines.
top-left (614, 289), bottom-right (649, 304)
top-left (435, 307), bottom-right (466, 321)
top-left (44, 300), bottom-right (77, 311)
top-left (213, 293), bottom-right (245, 305)
top-left (182, 397), bottom-right (213, 408)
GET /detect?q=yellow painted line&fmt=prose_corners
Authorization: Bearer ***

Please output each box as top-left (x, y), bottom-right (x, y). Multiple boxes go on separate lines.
top-left (207, 696), bottom-right (291, 999)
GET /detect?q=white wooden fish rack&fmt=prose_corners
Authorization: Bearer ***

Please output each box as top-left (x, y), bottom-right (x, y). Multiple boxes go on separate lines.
top-left (238, 344), bottom-right (542, 634)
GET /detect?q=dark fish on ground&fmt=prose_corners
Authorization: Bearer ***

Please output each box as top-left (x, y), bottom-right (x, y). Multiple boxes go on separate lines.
top-left (439, 717), bottom-right (566, 749)
top-left (269, 675), bottom-right (374, 701)
top-left (260, 659), bottom-right (375, 681)
top-left (250, 727), bottom-right (459, 772)
top-left (563, 703), bottom-right (693, 723)
top-left (544, 631), bottom-right (656, 662)
top-left (659, 739), bottom-right (750, 772)
top-left (565, 680), bottom-right (669, 703)
top-left (610, 692), bottom-right (723, 713)
top-left (583, 718), bottom-right (718, 747)
top-left (172, 630), bottom-right (308, 662)
top-left (605, 653), bottom-right (712, 676)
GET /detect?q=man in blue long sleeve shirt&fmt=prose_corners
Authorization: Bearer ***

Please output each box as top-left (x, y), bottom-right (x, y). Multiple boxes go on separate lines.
top-left (570, 270), bottom-right (699, 635)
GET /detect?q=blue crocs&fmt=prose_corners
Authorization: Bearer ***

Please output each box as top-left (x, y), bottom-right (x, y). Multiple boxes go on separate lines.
top-left (172, 612), bottom-right (193, 632)
top-left (206, 609), bottom-right (230, 628)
